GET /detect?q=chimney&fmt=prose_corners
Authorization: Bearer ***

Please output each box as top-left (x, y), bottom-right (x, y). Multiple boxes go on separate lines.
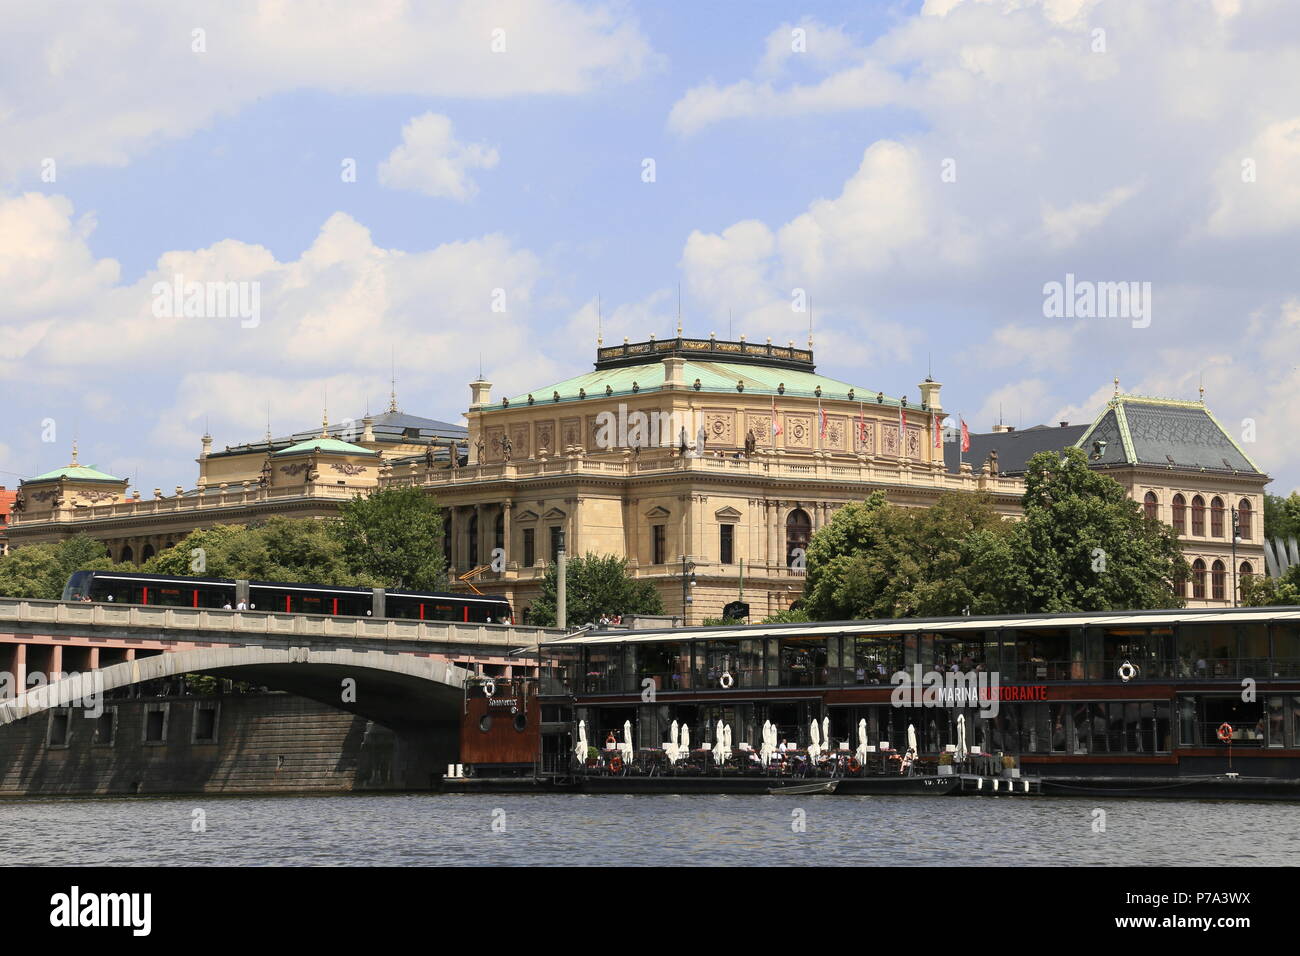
top-left (918, 378), bottom-right (942, 413)
top-left (469, 378), bottom-right (493, 409)
top-left (990, 423), bottom-right (1014, 434)
top-left (662, 356), bottom-right (686, 388)
top-left (1059, 421), bottom-right (1069, 428)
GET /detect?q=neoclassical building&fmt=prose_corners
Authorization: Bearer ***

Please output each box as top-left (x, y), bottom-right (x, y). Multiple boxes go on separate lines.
top-left (7, 336), bottom-right (1270, 618)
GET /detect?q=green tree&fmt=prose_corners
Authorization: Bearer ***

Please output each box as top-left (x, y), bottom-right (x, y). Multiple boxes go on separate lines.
top-left (760, 607), bottom-right (812, 624)
top-left (527, 553), bottom-right (663, 626)
top-left (1264, 493), bottom-right (1300, 543)
top-left (1242, 566), bottom-right (1300, 606)
top-left (0, 534), bottom-right (114, 599)
top-left (802, 491), bottom-right (1012, 620)
top-left (332, 487), bottom-right (445, 590)
top-left (143, 518), bottom-right (375, 585)
top-left (1003, 447), bottom-right (1188, 612)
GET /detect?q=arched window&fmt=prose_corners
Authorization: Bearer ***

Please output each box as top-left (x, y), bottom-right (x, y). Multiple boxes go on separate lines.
top-left (1210, 497), bottom-right (1224, 537)
top-left (468, 512), bottom-right (479, 566)
top-left (1191, 559), bottom-right (1206, 600)
top-left (1143, 491), bottom-right (1158, 520)
top-left (120, 546), bottom-right (134, 565)
top-left (141, 544), bottom-right (155, 561)
top-left (1238, 499), bottom-right (1252, 540)
top-left (1172, 494), bottom-right (1186, 534)
top-left (785, 508), bottom-right (811, 571)
top-left (1240, 561), bottom-right (1254, 599)
top-left (1211, 560), bottom-right (1226, 601)
top-left (1191, 495), bottom-right (1205, 536)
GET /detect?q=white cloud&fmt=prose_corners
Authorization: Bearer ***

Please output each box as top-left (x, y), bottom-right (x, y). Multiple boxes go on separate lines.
top-left (1041, 185), bottom-right (1139, 249)
top-left (1205, 117), bottom-right (1300, 237)
top-left (378, 113), bottom-right (500, 201)
top-left (0, 0), bottom-right (652, 181)
top-left (0, 192), bottom-right (551, 489)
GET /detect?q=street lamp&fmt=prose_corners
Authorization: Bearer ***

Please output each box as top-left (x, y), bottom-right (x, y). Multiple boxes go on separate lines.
top-left (1231, 507), bottom-right (1241, 607)
top-left (680, 555), bottom-right (696, 626)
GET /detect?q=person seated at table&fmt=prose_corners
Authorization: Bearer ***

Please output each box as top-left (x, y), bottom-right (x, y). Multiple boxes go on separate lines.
top-left (605, 730), bottom-right (617, 749)
top-left (777, 738), bottom-right (789, 753)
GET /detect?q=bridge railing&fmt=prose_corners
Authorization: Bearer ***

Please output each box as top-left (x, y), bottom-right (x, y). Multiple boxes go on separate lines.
top-left (0, 598), bottom-right (562, 648)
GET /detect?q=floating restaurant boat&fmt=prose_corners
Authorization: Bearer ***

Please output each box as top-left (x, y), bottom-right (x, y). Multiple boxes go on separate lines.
top-left (448, 605), bottom-right (1300, 799)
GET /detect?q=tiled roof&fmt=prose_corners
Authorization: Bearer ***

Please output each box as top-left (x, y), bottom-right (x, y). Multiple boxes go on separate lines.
top-left (214, 409), bottom-right (466, 458)
top-left (1074, 397), bottom-right (1263, 475)
top-left (274, 437), bottom-right (379, 457)
top-left (26, 464), bottom-right (125, 483)
top-left (943, 424), bottom-right (1088, 475)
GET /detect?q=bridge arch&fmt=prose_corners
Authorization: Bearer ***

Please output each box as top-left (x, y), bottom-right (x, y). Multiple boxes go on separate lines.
top-left (0, 645), bottom-right (474, 731)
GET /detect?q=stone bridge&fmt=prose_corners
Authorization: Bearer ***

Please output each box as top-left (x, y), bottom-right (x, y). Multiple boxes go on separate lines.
top-left (0, 598), bottom-right (563, 787)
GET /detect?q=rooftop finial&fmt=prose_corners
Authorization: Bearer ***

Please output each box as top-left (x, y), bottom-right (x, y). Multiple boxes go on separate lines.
top-left (320, 390), bottom-right (329, 438)
top-left (389, 346), bottom-right (399, 413)
top-left (808, 293), bottom-right (814, 349)
top-left (1113, 376), bottom-right (1120, 397)
top-left (597, 293), bottom-right (603, 347)
top-left (676, 282), bottom-right (682, 337)
top-left (70, 439), bottom-right (79, 466)
top-left (1199, 371), bottom-right (1205, 403)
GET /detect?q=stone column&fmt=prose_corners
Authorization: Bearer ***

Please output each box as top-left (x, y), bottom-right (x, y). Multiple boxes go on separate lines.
top-left (767, 501), bottom-right (779, 572)
top-left (502, 501), bottom-right (513, 568)
top-left (446, 507), bottom-right (459, 573)
top-left (87, 647), bottom-right (100, 671)
top-left (13, 643), bottom-right (26, 698)
top-left (49, 644), bottom-right (62, 680)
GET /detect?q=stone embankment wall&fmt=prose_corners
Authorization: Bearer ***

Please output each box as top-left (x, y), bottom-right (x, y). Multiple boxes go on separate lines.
top-left (0, 693), bottom-right (407, 796)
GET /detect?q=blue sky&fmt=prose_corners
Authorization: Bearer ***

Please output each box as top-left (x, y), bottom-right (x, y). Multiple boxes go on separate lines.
top-left (2, 0), bottom-right (1299, 494)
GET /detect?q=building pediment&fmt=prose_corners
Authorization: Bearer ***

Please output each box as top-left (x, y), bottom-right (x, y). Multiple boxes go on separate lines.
top-left (515, 509), bottom-right (540, 522)
top-left (714, 506), bottom-right (743, 520)
top-left (644, 505), bottom-right (671, 518)
top-left (542, 507), bottom-right (567, 520)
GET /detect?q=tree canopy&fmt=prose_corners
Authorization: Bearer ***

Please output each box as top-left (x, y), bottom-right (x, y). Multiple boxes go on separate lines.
top-left (0, 534), bottom-right (114, 599)
top-left (332, 487), bottom-right (446, 590)
top-left (527, 553), bottom-right (663, 627)
top-left (801, 448), bottom-right (1188, 620)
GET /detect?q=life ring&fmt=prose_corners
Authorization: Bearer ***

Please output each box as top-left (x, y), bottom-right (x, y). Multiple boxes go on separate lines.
top-left (482, 679), bottom-right (496, 698)
top-left (609, 755), bottom-right (623, 773)
top-left (1117, 660), bottom-right (1137, 682)
top-left (847, 757), bottom-right (861, 774)
top-left (719, 671), bottom-right (734, 689)
top-left (1217, 722), bottom-right (1233, 743)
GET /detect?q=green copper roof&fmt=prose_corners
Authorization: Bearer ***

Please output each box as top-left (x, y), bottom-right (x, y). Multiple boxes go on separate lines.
top-left (27, 464), bottom-right (124, 483)
top-left (274, 437), bottom-right (378, 457)
top-left (505, 359), bottom-right (903, 408)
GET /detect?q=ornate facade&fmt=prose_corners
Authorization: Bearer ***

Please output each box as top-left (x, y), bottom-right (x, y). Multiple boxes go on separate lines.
top-left (7, 338), bottom-right (1270, 619)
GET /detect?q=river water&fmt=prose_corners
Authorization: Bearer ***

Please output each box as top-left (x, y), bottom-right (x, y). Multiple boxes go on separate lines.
top-left (3, 793), bottom-right (1297, 866)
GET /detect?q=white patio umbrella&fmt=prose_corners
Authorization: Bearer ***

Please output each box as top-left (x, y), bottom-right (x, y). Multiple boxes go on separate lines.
top-left (623, 719), bottom-right (634, 760)
top-left (907, 723), bottom-right (918, 756)
top-left (808, 718), bottom-right (821, 761)
top-left (575, 720), bottom-right (588, 764)
top-left (823, 716), bottom-right (831, 752)
top-left (856, 718), bottom-right (869, 764)
top-left (715, 719), bottom-right (726, 764)
top-left (723, 723), bottom-right (733, 754)
top-left (680, 723), bottom-right (690, 757)
top-left (671, 719), bottom-right (679, 751)
top-left (956, 714), bottom-right (968, 762)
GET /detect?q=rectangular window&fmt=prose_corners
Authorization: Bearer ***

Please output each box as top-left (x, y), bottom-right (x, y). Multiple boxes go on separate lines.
top-left (48, 710), bottom-right (70, 748)
top-left (719, 524), bottom-right (734, 565)
top-left (194, 705), bottom-right (218, 743)
top-left (652, 525), bottom-right (666, 566)
top-left (523, 528), bottom-right (535, 568)
top-left (144, 707), bottom-right (167, 743)
top-left (94, 710), bottom-right (115, 746)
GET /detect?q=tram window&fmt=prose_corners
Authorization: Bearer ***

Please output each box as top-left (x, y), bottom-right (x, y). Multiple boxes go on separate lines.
top-left (153, 587), bottom-right (189, 608)
top-left (1178, 623), bottom-right (1237, 677)
top-left (1273, 624), bottom-right (1300, 677)
top-left (1124, 702), bottom-right (1142, 752)
top-left (1088, 703), bottom-right (1110, 753)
